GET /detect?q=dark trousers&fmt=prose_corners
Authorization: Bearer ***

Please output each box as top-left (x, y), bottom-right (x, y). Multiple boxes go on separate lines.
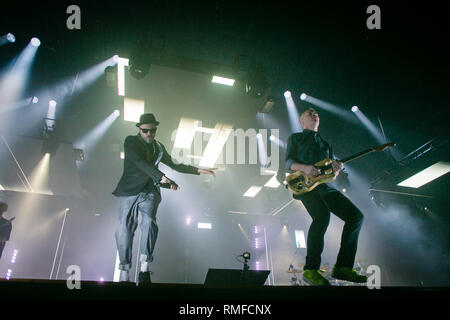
top-left (299, 187), bottom-right (364, 270)
top-left (0, 242), bottom-right (5, 261)
top-left (115, 192), bottom-right (161, 271)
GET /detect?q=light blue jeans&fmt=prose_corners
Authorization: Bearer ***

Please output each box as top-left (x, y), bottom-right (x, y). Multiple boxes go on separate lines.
top-left (115, 192), bottom-right (161, 271)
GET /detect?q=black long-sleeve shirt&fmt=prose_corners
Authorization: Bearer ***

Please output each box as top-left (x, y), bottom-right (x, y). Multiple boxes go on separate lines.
top-left (285, 129), bottom-right (334, 169)
top-left (285, 129), bottom-right (336, 195)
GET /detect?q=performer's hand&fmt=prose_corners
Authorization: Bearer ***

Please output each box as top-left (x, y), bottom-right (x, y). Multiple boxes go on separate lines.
top-left (331, 160), bottom-right (344, 176)
top-left (161, 176), bottom-right (179, 191)
top-left (198, 168), bottom-right (217, 178)
top-left (304, 165), bottom-right (321, 177)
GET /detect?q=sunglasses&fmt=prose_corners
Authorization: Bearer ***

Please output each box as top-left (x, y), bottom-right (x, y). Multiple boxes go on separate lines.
top-left (140, 128), bottom-right (157, 134)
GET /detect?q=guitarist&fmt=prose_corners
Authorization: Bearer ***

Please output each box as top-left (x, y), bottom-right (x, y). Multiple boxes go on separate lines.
top-left (112, 113), bottom-right (216, 284)
top-left (286, 108), bottom-right (367, 285)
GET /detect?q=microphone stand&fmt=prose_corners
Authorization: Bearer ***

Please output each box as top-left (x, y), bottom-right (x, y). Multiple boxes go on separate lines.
top-left (243, 257), bottom-right (250, 272)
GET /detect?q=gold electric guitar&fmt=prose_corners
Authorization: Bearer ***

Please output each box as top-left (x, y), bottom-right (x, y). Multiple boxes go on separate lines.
top-left (285, 142), bottom-right (396, 196)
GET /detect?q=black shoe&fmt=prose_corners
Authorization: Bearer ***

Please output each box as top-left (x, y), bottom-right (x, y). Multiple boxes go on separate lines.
top-left (137, 271), bottom-right (152, 285)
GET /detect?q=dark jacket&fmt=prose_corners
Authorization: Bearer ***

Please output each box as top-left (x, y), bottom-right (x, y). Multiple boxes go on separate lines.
top-left (112, 135), bottom-right (199, 197)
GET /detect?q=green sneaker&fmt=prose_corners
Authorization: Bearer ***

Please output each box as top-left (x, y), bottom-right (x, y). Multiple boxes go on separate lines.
top-left (331, 266), bottom-right (367, 283)
top-left (303, 269), bottom-right (331, 286)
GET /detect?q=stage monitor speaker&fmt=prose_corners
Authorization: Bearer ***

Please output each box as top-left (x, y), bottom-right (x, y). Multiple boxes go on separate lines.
top-left (203, 268), bottom-right (270, 286)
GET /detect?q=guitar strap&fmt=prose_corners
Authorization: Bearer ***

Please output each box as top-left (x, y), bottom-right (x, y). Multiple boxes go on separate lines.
top-left (153, 141), bottom-right (164, 166)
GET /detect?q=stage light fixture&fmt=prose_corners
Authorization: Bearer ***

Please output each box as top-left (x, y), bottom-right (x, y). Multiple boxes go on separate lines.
top-left (257, 96), bottom-right (275, 113)
top-left (32, 96), bottom-right (39, 104)
top-left (7, 33), bottom-right (15, 43)
top-left (30, 37), bottom-right (41, 47)
top-left (245, 63), bottom-right (269, 98)
top-left (197, 222), bottom-right (212, 229)
top-left (114, 109), bottom-right (120, 116)
top-left (129, 40), bottom-right (151, 80)
top-left (42, 137), bottom-right (59, 156)
top-left (6, 269), bottom-right (12, 280)
top-left (49, 100), bottom-right (57, 108)
top-left (284, 91), bottom-right (291, 98)
top-left (398, 162), bottom-right (450, 188)
top-left (42, 118), bottom-right (59, 155)
top-left (1, 33), bottom-right (16, 46)
top-left (123, 97), bottom-right (144, 123)
top-left (117, 57), bottom-right (129, 96)
top-left (280, 217), bottom-right (289, 228)
top-left (73, 148), bottom-right (85, 161)
top-left (300, 93), bottom-right (307, 100)
top-left (10, 250), bottom-right (18, 264)
top-left (212, 75), bottom-right (235, 86)
top-left (351, 106), bottom-right (359, 112)
top-left (243, 186), bottom-right (263, 197)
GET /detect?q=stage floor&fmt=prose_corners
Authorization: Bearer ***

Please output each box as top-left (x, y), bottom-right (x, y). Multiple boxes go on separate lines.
top-left (0, 279), bottom-right (448, 301)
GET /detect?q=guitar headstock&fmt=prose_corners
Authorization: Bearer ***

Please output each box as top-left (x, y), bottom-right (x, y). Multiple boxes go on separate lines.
top-left (375, 142), bottom-right (396, 151)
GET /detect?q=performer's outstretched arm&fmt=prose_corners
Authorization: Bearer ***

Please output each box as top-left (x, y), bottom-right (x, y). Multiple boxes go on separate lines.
top-left (160, 143), bottom-right (200, 175)
top-left (160, 144), bottom-right (217, 178)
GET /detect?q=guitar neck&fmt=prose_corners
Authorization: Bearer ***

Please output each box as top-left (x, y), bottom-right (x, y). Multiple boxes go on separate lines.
top-left (339, 148), bottom-right (377, 164)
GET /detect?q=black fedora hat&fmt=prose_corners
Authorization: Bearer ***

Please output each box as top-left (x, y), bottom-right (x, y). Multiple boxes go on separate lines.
top-left (136, 113), bottom-right (160, 127)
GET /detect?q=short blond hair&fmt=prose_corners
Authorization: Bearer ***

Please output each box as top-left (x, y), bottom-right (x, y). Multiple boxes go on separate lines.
top-left (300, 108), bottom-right (318, 123)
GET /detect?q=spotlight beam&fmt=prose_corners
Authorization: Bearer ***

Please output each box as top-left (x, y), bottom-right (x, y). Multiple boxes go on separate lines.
top-left (269, 135), bottom-right (286, 149)
top-left (352, 108), bottom-right (387, 144)
top-left (0, 97), bottom-right (37, 114)
top-left (284, 93), bottom-right (302, 132)
top-left (73, 111), bottom-right (120, 162)
top-left (32, 56), bottom-right (119, 112)
top-left (256, 132), bottom-right (268, 167)
top-left (302, 95), bottom-right (357, 124)
top-left (29, 153), bottom-right (51, 193)
top-left (0, 135), bottom-right (34, 192)
top-left (0, 41), bottom-right (39, 114)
